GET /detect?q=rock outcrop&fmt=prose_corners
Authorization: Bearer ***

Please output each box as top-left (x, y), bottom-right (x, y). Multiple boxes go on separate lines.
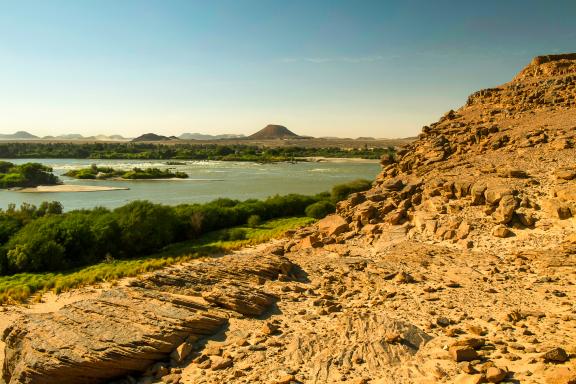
top-left (2, 252), bottom-right (293, 384)
top-left (326, 53), bottom-right (576, 256)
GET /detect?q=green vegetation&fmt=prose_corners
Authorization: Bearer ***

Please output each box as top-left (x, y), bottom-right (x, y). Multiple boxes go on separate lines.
top-left (331, 179), bottom-right (372, 201)
top-left (165, 161), bottom-right (186, 165)
top-left (64, 164), bottom-right (188, 179)
top-left (0, 161), bottom-right (59, 189)
top-left (305, 200), bottom-right (336, 219)
top-left (0, 217), bottom-right (314, 304)
top-left (0, 142), bottom-right (392, 161)
top-left (0, 178), bottom-right (372, 303)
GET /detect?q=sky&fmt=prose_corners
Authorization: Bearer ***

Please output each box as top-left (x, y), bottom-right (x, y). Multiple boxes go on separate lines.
top-left (0, 0), bottom-right (574, 138)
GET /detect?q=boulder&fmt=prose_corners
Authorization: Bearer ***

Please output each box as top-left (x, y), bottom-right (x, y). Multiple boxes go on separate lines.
top-left (454, 181), bottom-right (472, 198)
top-left (317, 215), bottom-right (350, 237)
top-left (485, 186), bottom-right (514, 205)
top-left (456, 221), bottom-right (472, 239)
top-left (492, 225), bottom-right (512, 238)
top-left (502, 168), bottom-right (529, 178)
top-left (387, 209), bottom-right (406, 225)
top-left (210, 356), bottom-right (233, 370)
top-left (170, 339), bottom-right (195, 364)
top-left (424, 196), bottom-right (448, 213)
top-left (542, 347), bottom-right (569, 363)
top-left (470, 183), bottom-right (487, 205)
top-left (485, 367), bottom-right (508, 383)
top-left (298, 235), bottom-right (323, 249)
top-left (516, 209), bottom-right (536, 227)
top-left (381, 178), bottom-right (404, 191)
top-left (493, 194), bottom-right (517, 224)
top-left (354, 201), bottom-right (380, 224)
top-left (449, 345), bottom-right (479, 362)
top-left (451, 337), bottom-right (485, 349)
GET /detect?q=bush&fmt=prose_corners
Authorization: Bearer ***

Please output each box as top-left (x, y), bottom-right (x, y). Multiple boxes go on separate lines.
top-left (114, 200), bottom-right (178, 256)
top-left (37, 201), bottom-right (63, 216)
top-left (305, 200), bottom-right (335, 219)
top-left (5, 216), bottom-right (67, 272)
top-left (226, 228), bottom-right (246, 241)
top-left (0, 216), bottom-right (22, 245)
top-left (247, 215), bottom-right (261, 227)
top-left (330, 179), bottom-right (372, 202)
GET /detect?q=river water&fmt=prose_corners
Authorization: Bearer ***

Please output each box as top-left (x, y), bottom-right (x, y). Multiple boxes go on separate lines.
top-left (0, 159), bottom-right (381, 211)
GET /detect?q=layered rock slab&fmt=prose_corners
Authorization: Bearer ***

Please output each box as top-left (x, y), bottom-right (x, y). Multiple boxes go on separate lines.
top-left (2, 253), bottom-right (293, 384)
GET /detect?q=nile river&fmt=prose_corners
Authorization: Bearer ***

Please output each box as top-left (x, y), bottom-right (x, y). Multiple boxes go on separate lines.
top-left (0, 159), bottom-right (380, 211)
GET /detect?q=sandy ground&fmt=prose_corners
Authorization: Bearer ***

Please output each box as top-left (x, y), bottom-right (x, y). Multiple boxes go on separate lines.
top-left (303, 157), bottom-right (380, 163)
top-left (18, 185), bottom-right (130, 192)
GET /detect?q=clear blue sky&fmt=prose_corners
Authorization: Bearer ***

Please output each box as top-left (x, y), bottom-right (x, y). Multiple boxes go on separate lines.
top-left (0, 0), bottom-right (574, 138)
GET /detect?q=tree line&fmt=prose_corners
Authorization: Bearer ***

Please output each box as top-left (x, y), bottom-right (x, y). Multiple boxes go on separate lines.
top-left (0, 179), bottom-right (371, 275)
top-left (0, 142), bottom-right (391, 161)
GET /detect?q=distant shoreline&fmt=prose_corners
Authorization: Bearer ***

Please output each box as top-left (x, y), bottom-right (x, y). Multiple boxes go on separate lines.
top-left (303, 157), bottom-right (380, 164)
top-left (18, 185), bottom-right (130, 193)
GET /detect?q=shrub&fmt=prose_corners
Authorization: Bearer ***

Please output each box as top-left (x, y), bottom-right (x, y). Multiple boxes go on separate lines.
top-left (247, 215), bottom-right (261, 227)
top-left (37, 201), bottom-right (63, 216)
top-left (0, 216), bottom-right (22, 245)
top-left (5, 216), bottom-right (67, 272)
top-left (305, 200), bottom-right (335, 219)
top-left (114, 200), bottom-right (178, 256)
top-left (226, 228), bottom-right (246, 241)
top-left (330, 179), bottom-right (372, 202)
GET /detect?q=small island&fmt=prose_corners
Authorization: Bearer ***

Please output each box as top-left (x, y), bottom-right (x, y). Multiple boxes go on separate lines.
top-left (0, 161), bottom-right (60, 189)
top-left (64, 165), bottom-right (189, 180)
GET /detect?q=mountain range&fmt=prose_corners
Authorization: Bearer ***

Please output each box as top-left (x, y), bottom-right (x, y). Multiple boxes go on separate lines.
top-left (0, 125), bottom-right (389, 142)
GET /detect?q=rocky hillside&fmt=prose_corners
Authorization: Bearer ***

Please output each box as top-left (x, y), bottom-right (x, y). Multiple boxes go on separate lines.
top-left (1, 55), bottom-right (575, 384)
top-left (336, 53), bottom-right (576, 251)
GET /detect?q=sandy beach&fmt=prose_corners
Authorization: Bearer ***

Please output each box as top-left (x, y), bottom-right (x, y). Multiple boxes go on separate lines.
top-left (303, 157), bottom-right (380, 163)
top-left (18, 185), bottom-right (130, 193)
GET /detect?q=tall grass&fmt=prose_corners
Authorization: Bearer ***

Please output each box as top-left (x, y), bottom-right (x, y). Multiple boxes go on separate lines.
top-left (0, 216), bottom-right (314, 304)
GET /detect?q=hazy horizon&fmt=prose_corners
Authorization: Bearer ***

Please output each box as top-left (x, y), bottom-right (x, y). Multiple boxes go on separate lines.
top-left (0, 0), bottom-right (574, 138)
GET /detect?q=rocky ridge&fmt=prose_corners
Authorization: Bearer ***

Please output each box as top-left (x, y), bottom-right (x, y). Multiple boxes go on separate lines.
top-left (1, 54), bottom-right (575, 384)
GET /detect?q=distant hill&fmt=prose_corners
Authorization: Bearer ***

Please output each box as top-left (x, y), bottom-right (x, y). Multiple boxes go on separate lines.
top-left (248, 125), bottom-right (302, 140)
top-left (93, 134), bottom-right (130, 141)
top-left (0, 131), bottom-right (39, 140)
top-left (179, 132), bottom-right (246, 140)
top-left (40, 134), bottom-right (129, 141)
top-left (131, 133), bottom-right (179, 142)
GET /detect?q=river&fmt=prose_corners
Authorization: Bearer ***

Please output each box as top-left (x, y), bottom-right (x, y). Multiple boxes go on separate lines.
top-left (0, 158), bottom-right (381, 211)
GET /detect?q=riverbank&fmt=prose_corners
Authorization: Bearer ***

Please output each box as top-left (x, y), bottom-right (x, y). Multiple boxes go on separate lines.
top-left (0, 159), bottom-right (381, 210)
top-left (303, 156), bottom-right (380, 163)
top-left (18, 185), bottom-right (130, 193)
